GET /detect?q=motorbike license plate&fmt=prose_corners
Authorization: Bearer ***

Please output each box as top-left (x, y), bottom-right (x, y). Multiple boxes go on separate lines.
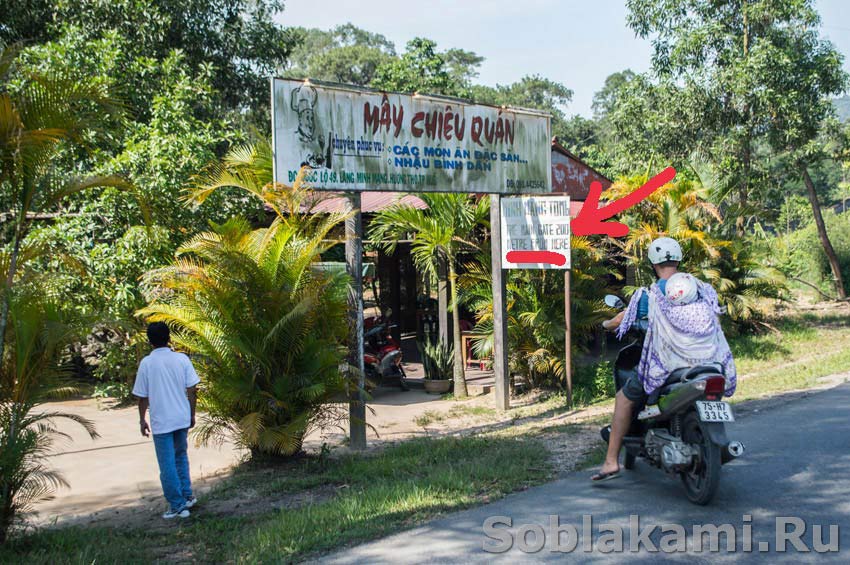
top-left (696, 401), bottom-right (734, 422)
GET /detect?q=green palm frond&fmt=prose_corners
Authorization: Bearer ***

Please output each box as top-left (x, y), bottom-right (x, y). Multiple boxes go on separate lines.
top-left (139, 215), bottom-right (350, 458)
top-left (186, 139), bottom-right (347, 239)
top-left (1, 290), bottom-right (99, 540)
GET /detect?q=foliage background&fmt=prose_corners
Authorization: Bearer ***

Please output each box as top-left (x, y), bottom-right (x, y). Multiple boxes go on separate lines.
top-left (1, 0), bottom-right (848, 394)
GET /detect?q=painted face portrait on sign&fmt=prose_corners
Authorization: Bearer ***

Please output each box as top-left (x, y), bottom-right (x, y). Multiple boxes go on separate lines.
top-left (290, 84), bottom-right (330, 168)
top-left (291, 85), bottom-right (317, 142)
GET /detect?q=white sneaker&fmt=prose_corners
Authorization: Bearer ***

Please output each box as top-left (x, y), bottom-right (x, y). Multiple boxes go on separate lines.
top-left (163, 507), bottom-right (190, 519)
top-left (184, 497), bottom-right (197, 508)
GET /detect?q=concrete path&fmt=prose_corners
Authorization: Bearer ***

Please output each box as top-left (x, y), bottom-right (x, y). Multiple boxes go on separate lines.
top-left (34, 399), bottom-right (245, 525)
top-left (322, 384), bottom-right (850, 563)
top-left (34, 387), bottom-right (462, 524)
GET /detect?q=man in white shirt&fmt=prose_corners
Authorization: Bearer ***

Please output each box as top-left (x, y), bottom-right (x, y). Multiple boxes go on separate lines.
top-left (133, 322), bottom-right (201, 519)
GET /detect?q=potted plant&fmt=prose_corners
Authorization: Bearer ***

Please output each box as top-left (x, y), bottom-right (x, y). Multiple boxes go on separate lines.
top-left (418, 340), bottom-right (454, 394)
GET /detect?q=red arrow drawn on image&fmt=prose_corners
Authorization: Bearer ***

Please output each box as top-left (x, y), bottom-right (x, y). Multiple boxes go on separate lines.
top-left (571, 166), bottom-right (677, 237)
top-left (505, 250), bottom-right (568, 266)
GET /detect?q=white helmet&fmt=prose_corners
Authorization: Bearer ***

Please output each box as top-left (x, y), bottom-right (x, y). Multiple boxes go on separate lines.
top-left (665, 272), bottom-right (699, 305)
top-left (648, 237), bottom-right (682, 265)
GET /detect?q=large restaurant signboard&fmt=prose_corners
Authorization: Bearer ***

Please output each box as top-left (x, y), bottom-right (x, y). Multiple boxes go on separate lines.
top-left (272, 78), bottom-right (552, 194)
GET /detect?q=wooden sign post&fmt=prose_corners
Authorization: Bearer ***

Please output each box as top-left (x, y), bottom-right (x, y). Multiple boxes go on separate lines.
top-left (564, 270), bottom-right (572, 406)
top-left (500, 195), bottom-right (572, 407)
top-left (490, 195), bottom-right (510, 411)
top-left (271, 78), bottom-right (553, 446)
top-left (345, 193), bottom-right (366, 450)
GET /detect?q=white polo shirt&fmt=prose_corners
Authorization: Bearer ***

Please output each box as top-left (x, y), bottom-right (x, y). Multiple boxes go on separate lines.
top-left (132, 348), bottom-right (201, 435)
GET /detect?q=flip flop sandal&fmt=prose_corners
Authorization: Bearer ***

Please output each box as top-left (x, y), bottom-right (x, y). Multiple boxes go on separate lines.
top-left (591, 470), bottom-right (621, 483)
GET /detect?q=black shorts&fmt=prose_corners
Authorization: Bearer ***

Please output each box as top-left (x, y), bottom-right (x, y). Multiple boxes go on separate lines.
top-left (621, 374), bottom-right (647, 403)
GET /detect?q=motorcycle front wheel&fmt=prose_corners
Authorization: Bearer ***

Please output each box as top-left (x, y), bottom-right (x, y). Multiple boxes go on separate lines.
top-left (397, 365), bottom-right (410, 391)
top-left (680, 411), bottom-right (721, 505)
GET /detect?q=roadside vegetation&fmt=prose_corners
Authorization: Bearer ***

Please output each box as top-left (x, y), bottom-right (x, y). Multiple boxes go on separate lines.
top-left (3, 0), bottom-right (850, 556)
top-left (0, 436), bottom-right (552, 563)
top-left (3, 308), bottom-right (849, 561)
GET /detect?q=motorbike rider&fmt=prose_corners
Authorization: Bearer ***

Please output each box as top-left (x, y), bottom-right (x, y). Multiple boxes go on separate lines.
top-left (591, 237), bottom-right (737, 482)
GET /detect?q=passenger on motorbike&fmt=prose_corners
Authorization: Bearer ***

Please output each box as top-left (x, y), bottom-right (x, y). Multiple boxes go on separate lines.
top-left (591, 237), bottom-right (737, 482)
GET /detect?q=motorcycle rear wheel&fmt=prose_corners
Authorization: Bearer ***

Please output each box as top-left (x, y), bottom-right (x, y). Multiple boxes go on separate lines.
top-left (680, 411), bottom-right (721, 505)
top-left (623, 452), bottom-right (636, 470)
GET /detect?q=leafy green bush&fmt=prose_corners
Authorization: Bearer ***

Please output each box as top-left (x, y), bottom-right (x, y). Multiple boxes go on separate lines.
top-left (779, 210), bottom-right (850, 298)
top-left (139, 218), bottom-right (350, 457)
top-left (571, 361), bottom-right (615, 405)
top-left (459, 238), bottom-right (613, 390)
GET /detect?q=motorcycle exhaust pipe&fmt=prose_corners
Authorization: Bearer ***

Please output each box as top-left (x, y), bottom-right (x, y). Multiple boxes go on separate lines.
top-left (721, 441), bottom-right (745, 464)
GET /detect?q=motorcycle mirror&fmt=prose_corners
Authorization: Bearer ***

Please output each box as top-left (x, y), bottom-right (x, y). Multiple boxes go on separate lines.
top-left (604, 294), bottom-right (626, 309)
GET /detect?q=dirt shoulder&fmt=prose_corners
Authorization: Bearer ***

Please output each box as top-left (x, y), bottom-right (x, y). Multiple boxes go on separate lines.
top-left (36, 371), bottom-right (850, 533)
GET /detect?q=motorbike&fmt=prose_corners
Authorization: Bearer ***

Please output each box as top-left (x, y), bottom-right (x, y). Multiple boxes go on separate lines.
top-left (600, 294), bottom-right (745, 505)
top-left (363, 315), bottom-right (409, 391)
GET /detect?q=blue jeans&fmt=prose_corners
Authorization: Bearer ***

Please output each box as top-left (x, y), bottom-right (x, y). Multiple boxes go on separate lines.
top-left (152, 428), bottom-right (193, 512)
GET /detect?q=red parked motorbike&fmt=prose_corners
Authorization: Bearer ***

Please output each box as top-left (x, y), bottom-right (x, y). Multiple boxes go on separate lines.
top-left (363, 315), bottom-right (409, 391)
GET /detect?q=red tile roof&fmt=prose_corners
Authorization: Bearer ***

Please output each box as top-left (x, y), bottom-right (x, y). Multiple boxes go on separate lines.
top-left (308, 192), bottom-right (427, 214)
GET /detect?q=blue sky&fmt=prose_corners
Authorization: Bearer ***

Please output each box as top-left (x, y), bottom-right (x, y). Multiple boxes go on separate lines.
top-left (276, 0), bottom-right (850, 117)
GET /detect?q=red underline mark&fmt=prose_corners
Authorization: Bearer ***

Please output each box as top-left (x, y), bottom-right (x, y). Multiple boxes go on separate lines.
top-left (506, 250), bottom-right (567, 266)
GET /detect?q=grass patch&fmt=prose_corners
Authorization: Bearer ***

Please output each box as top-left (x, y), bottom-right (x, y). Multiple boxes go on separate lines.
top-left (576, 443), bottom-right (608, 470)
top-left (446, 404), bottom-right (496, 419)
top-left (728, 311), bottom-right (850, 401)
top-left (414, 409), bottom-right (446, 427)
top-left (0, 435), bottom-right (552, 563)
top-left (413, 404), bottom-right (496, 428)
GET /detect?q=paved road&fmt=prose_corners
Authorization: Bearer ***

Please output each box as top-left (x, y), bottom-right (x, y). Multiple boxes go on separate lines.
top-left (323, 383), bottom-right (850, 563)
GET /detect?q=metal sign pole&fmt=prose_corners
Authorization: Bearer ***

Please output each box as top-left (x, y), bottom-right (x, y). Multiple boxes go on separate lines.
top-left (490, 194), bottom-right (510, 411)
top-left (345, 192), bottom-right (366, 449)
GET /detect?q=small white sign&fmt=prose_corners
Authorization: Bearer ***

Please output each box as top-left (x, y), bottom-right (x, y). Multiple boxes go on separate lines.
top-left (500, 196), bottom-right (571, 270)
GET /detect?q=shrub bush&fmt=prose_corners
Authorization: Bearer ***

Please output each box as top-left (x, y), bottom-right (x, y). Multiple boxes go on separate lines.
top-left (139, 218), bottom-right (350, 457)
top-left (780, 211), bottom-right (850, 298)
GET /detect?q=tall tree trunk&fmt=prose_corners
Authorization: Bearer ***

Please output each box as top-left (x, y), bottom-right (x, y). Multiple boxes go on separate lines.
top-left (437, 257), bottom-right (449, 346)
top-left (737, 7), bottom-right (751, 238)
top-left (448, 261), bottom-right (467, 398)
top-left (801, 166), bottom-right (847, 300)
top-left (737, 150), bottom-right (750, 237)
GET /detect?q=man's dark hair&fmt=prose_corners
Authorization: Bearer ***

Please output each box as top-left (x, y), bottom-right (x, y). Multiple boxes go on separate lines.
top-left (656, 260), bottom-right (680, 268)
top-left (147, 322), bottom-right (170, 347)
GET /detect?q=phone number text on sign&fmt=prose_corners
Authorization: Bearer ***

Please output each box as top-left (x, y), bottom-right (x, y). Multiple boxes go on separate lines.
top-left (501, 196), bottom-right (571, 270)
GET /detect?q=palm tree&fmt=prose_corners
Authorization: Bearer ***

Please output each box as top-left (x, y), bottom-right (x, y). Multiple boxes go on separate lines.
top-left (459, 237), bottom-right (615, 389)
top-left (696, 238), bottom-right (787, 333)
top-left (605, 173), bottom-right (728, 288)
top-left (606, 172), bottom-right (787, 329)
top-left (139, 217), bottom-right (350, 457)
top-left (0, 290), bottom-right (98, 542)
top-left (186, 138), bottom-right (342, 238)
top-left (0, 45), bottom-right (126, 370)
top-left (370, 194), bottom-right (489, 397)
